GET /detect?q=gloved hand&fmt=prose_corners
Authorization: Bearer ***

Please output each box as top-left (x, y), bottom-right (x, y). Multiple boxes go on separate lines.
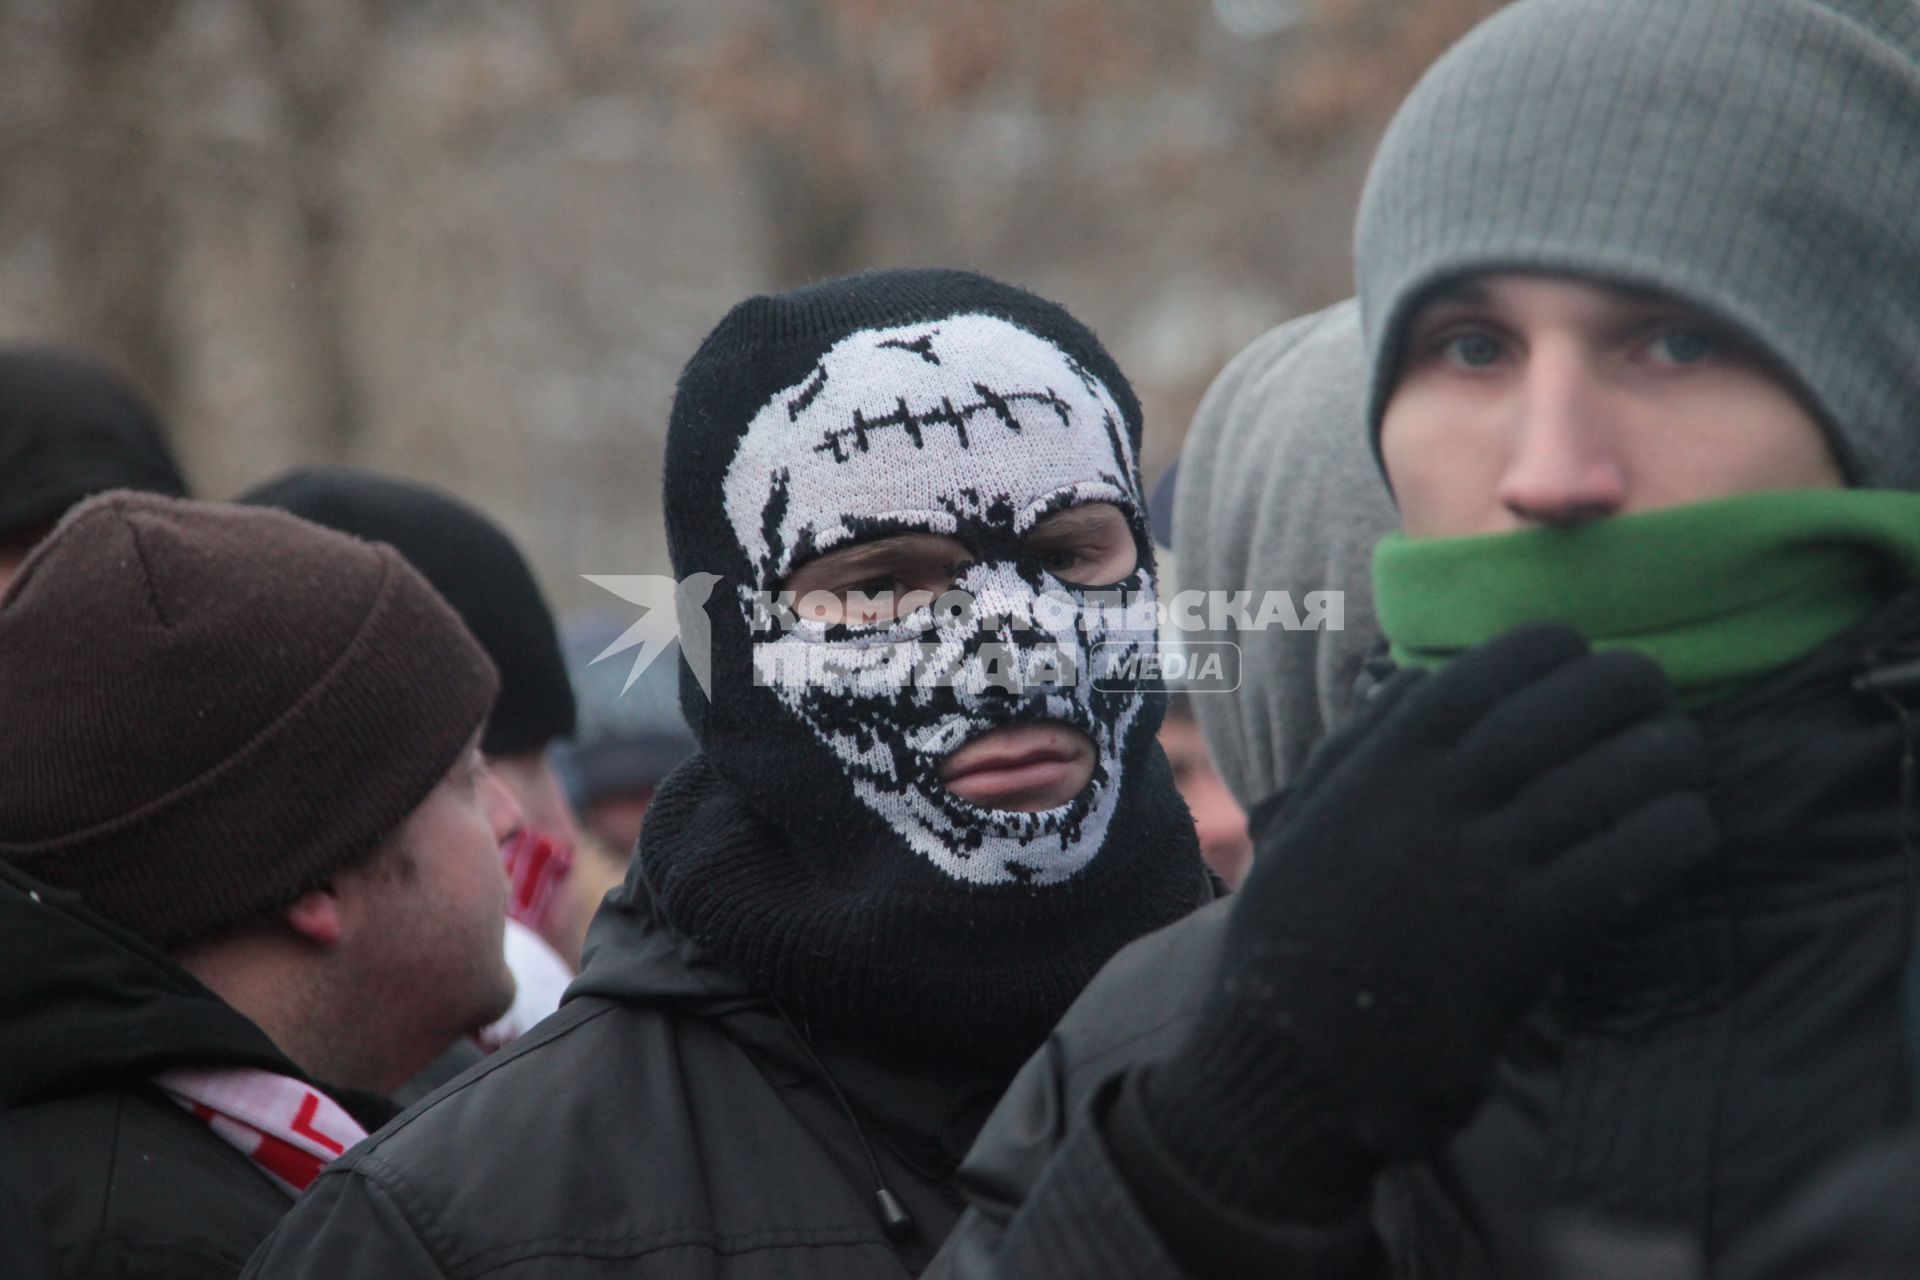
top-left (1130, 624), bottom-right (1718, 1221)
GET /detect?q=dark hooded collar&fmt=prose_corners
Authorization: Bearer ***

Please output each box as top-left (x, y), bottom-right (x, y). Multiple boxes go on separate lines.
top-left (0, 861), bottom-right (391, 1127)
top-left (567, 845), bottom-right (1008, 1171)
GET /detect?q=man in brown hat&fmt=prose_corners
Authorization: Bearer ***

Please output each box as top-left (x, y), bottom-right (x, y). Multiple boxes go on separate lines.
top-left (0, 493), bottom-right (520, 1280)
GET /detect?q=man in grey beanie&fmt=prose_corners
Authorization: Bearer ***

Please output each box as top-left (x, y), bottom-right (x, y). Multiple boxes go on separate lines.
top-left (1157, 300), bottom-right (1398, 889)
top-left (928, 1), bottom-right (1920, 1276)
top-left (1169, 299), bottom-right (1395, 811)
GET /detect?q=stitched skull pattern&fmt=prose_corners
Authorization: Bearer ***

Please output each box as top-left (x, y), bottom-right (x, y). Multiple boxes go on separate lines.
top-left (720, 313), bottom-right (1157, 886)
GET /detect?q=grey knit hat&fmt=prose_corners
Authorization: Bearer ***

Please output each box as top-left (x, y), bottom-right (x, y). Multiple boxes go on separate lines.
top-left (1355, 0), bottom-right (1920, 489)
top-left (1173, 299), bottom-right (1398, 806)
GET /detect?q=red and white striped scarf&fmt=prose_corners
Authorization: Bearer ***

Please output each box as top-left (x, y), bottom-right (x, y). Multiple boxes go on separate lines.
top-left (501, 827), bottom-right (574, 934)
top-left (155, 1066), bottom-right (368, 1197)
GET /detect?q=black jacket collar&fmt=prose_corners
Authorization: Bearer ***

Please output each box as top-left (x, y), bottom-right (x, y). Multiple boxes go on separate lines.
top-left (0, 861), bottom-right (392, 1128)
top-left (570, 858), bottom-right (1008, 1173)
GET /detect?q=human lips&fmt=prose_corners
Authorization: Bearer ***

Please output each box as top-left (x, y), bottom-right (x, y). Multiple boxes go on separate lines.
top-left (936, 721), bottom-right (1095, 810)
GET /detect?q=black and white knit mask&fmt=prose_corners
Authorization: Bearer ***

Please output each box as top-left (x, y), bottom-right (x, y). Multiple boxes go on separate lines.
top-left (653, 269), bottom-right (1207, 1067)
top-left (721, 312), bottom-right (1153, 886)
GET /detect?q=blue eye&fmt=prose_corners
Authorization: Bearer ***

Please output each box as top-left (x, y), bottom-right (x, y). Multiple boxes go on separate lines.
top-left (1653, 329), bottom-right (1714, 364)
top-left (1443, 333), bottom-right (1503, 368)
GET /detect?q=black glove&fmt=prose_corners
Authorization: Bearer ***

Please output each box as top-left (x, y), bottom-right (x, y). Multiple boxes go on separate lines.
top-left (1127, 624), bottom-right (1718, 1222)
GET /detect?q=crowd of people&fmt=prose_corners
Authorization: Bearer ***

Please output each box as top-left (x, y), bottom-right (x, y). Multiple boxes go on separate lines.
top-left (4, 0), bottom-right (1919, 1276)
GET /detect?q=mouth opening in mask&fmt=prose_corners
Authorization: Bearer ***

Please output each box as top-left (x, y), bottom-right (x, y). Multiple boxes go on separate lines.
top-left (896, 692), bottom-right (1119, 854)
top-left (936, 719), bottom-right (1097, 812)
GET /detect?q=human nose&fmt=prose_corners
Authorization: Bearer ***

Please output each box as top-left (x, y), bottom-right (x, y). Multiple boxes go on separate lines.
top-left (1495, 344), bottom-right (1628, 528)
top-left (482, 769), bottom-right (525, 844)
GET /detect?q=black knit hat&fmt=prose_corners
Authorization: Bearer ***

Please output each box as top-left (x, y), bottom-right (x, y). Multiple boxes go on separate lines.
top-left (242, 467), bottom-right (575, 757)
top-left (0, 347), bottom-right (188, 538)
top-left (0, 494), bottom-right (498, 949)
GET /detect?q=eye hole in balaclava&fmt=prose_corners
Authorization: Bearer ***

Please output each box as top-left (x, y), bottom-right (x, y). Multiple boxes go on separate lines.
top-left (720, 313), bottom-right (1161, 887)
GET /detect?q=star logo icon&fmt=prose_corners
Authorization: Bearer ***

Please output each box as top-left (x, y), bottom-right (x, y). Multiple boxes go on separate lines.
top-left (579, 573), bottom-right (721, 699)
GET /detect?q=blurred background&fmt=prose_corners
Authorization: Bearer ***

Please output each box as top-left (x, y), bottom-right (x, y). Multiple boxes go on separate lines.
top-left (0, 0), bottom-right (1501, 606)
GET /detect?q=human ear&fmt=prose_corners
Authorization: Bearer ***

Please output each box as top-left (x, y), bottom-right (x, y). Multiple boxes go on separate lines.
top-left (281, 886), bottom-right (346, 947)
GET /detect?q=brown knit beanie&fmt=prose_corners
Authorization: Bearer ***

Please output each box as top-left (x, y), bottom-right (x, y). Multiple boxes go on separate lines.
top-left (0, 493), bottom-right (498, 949)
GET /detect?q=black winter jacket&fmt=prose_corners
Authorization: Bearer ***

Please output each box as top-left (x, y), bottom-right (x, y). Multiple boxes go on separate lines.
top-left (1716, 1128), bottom-right (1920, 1279)
top-left (1, 1141), bottom-right (58, 1280)
top-left (0, 862), bottom-right (390, 1280)
top-left (931, 593), bottom-right (1920, 1279)
top-left (242, 875), bottom-right (1012, 1280)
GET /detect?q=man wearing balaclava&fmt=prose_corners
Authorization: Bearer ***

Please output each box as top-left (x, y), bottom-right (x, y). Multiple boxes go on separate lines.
top-left (244, 267), bottom-right (1210, 1280)
top-left (926, 2), bottom-right (1920, 1277)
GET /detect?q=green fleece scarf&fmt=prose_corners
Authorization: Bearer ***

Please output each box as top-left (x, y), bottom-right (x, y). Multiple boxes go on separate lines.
top-left (1373, 490), bottom-right (1920, 708)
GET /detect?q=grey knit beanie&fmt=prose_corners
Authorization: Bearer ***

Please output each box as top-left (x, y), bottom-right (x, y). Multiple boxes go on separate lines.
top-left (1173, 299), bottom-right (1398, 806)
top-left (1355, 0), bottom-right (1920, 490)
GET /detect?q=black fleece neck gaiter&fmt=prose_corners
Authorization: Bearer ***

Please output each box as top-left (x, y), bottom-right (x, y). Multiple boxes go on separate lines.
top-left (649, 268), bottom-right (1209, 1071)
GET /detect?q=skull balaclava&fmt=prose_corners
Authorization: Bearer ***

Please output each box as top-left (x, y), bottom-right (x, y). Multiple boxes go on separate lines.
top-left (650, 267), bottom-right (1209, 1070)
